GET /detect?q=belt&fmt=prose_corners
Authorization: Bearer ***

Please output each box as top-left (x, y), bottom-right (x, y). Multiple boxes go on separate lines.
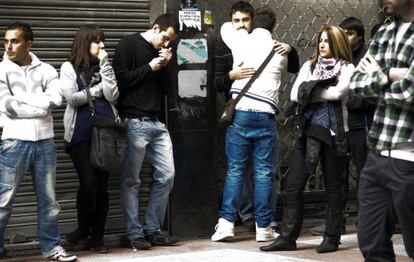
top-left (135, 115), bottom-right (158, 121)
top-left (380, 149), bottom-right (414, 162)
top-left (236, 110), bottom-right (275, 119)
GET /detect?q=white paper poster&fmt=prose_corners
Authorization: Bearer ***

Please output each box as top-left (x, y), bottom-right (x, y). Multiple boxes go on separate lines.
top-left (178, 70), bottom-right (207, 98)
top-left (179, 10), bottom-right (202, 31)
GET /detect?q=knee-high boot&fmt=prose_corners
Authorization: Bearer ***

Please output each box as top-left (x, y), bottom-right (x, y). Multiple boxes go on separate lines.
top-left (260, 207), bottom-right (302, 251)
top-left (316, 208), bottom-right (343, 253)
top-left (280, 207), bottom-right (303, 241)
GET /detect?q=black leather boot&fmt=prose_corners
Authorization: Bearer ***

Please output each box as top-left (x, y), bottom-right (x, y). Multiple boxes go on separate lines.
top-left (281, 207), bottom-right (303, 241)
top-left (316, 208), bottom-right (343, 253)
top-left (260, 236), bottom-right (297, 251)
top-left (316, 236), bottom-right (340, 253)
top-left (324, 208), bottom-right (344, 237)
top-left (260, 207), bottom-right (302, 252)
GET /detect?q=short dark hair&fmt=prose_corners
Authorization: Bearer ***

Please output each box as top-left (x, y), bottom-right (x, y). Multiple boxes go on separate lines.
top-left (229, 1), bottom-right (254, 19)
top-left (339, 17), bottom-right (365, 43)
top-left (152, 13), bottom-right (179, 34)
top-left (254, 6), bottom-right (276, 31)
top-left (69, 24), bottom-right (105, 72)
top-left (4, 22), bottom-right (33, 42)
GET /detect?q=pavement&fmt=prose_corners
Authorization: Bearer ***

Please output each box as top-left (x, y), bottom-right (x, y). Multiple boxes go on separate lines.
top-left (1, 225), bottom-right (411, 262)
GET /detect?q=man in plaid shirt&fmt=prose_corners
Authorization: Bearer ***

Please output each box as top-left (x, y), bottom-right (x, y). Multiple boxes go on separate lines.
top-left (349, 0), bottom-right (414, 260)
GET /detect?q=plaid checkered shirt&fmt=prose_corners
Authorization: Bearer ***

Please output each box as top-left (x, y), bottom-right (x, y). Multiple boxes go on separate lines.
top-left (349, 17), bottom-right (414, 153)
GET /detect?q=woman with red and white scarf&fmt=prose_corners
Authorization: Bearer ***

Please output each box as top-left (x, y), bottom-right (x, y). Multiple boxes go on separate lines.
top-left (261, 25), bottom-right (354, 254)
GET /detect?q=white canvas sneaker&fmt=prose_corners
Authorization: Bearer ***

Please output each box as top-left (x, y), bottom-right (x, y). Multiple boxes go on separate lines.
top-left (256, 223), bottom-right (279, 242)
top-left (211, 218), bottom-right (234, 242)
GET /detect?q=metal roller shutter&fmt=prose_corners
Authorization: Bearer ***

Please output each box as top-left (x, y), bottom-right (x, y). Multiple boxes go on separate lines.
top-left (0, 0), bottom-right (152, 243)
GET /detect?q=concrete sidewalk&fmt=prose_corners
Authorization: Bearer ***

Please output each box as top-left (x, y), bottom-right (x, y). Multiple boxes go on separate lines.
top-left (1, 226), bottom-right (411, 262)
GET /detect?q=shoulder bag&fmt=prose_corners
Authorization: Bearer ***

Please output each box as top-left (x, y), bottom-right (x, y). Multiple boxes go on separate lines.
top-left (81, 74), bottom-right (126, 173)
top-left (218, 48), bottom-right (276, 127)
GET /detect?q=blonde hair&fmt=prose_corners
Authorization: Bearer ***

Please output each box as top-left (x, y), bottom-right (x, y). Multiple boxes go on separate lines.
top-left (310, 25), bottom-right (353, 67)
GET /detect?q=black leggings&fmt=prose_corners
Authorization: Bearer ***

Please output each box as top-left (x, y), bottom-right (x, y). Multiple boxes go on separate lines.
top-left (67, 142), bottom-right (110, 240)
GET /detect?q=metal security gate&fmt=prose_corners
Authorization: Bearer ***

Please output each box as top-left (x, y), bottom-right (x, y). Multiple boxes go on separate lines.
top-left (206, 0), bottom-right (383, 219)
top-left (0, 0), bottom-right (151, 244)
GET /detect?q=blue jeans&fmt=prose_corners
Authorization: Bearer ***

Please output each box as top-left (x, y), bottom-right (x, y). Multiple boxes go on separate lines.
top-left (121, 118), bottom-right (175, 240)
top-left (0, 139), bottom-right (62, 257)
top-left (238, 135), bottom-right (279, 223)
top-left (219, 111), bottom-right (276, 228)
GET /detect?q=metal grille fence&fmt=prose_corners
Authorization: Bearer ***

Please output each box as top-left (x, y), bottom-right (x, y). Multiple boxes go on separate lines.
top-left (210, 0), bottom-right (384, 195)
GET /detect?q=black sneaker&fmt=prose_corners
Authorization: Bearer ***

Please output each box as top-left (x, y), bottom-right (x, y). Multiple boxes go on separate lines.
top-left (65, 228), bottom-right (89, 244)
top-left (146, 232), bottom-right (179, 246)
top-left (46, 249), bottom-right (77, 262)
top-left (90, 239), bottom-right (109, 254)
top-left (130, 237), bottom-right (151, 250)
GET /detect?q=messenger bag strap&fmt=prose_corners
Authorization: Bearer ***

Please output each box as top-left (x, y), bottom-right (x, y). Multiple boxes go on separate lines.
top-left (80, 73), bottom-right (122, 122)
top-left (233, 48), bottom-right (276, 104)
top-left (79, 73), bottom-right (96, 116)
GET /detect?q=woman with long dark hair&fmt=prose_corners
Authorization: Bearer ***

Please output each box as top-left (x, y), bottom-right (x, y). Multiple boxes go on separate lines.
top-left (260, 25), bottom-right (354, 253)
top-left (60, 24), bottom-right (119, 253)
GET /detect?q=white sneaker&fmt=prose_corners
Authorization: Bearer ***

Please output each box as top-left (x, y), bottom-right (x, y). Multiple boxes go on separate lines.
top-left (211, 218), bottom-right (234, 242)
top-left (46, 249), bottom-right (77, 262)
top-left (256, 223), bottom-right (279, 242)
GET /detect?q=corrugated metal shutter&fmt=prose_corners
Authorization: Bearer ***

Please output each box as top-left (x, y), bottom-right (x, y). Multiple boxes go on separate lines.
top-left (0, 0), bottom-right (152, 243)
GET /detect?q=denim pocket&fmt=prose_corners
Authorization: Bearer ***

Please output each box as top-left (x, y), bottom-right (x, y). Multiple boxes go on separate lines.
top-left (0, 162), bottom-right (16, 189)
top-left (0, 139), bottom-right (18, 154)
top-left (127, 119), bottom-right (144, 130)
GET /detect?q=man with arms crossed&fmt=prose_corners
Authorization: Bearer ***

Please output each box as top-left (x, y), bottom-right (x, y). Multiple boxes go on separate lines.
top-left (350, 0), bottom-right (414, 260)
top-left (0, 22), bottom-right (76, 262)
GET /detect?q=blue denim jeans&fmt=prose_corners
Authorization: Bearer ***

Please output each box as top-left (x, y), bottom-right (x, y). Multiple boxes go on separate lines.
top-left (219, 111), bottom-right (276, 228)
top-left (121, 118), bottom-right (175, 240)
top-left (0, 139), bottom-right (62, 256)
top-left (238, 134), bottom-right (279, 223)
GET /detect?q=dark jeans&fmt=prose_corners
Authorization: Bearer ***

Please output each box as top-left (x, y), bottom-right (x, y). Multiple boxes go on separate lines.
top-left (358, 152), bottom-right (414, 261)
top-left (282, 138), bottom-right (346, 240)
top-left (67, 142), bottom-right (109, 240)
top-left (347, 128), bottom-right (368, 176)
top-left (343, 129), bottom-right (368, 205)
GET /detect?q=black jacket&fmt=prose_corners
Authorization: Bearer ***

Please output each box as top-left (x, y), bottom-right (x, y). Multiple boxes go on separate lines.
top-left (347, 42), bottom-right (376, 129)
top-left (112, 33), bottom-right (167, 119)
top-left (297, 78), bottom-right (348, 157)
